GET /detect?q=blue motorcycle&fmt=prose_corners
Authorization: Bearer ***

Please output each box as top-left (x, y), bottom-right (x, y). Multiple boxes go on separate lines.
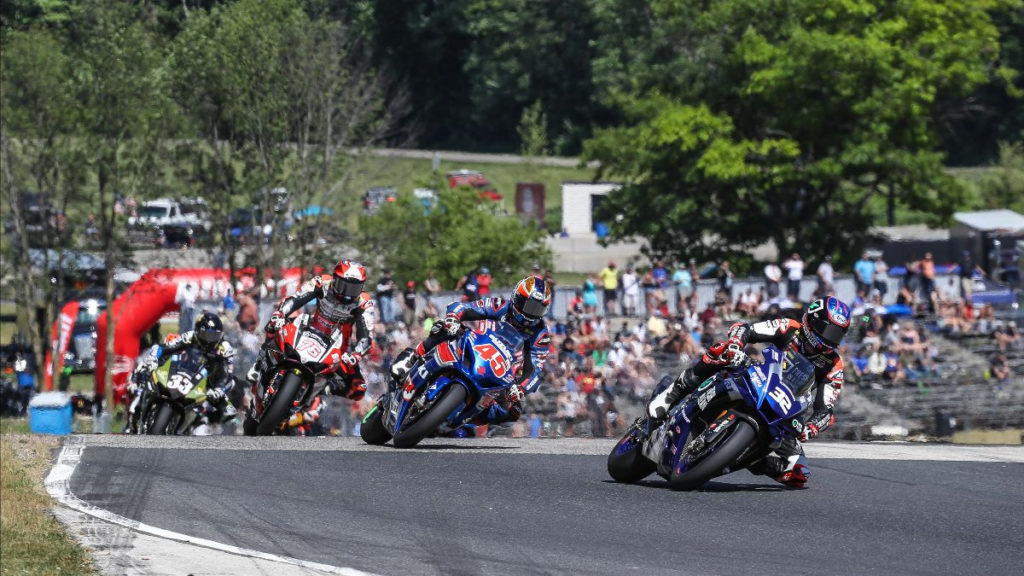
top-left (361, 320), bottom-right (525, 448)
top-left (608, 345), bottom-right (815, 490)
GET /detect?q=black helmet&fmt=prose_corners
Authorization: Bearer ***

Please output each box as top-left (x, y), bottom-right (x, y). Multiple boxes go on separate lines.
top-left (801, 297), bottom-right (850, 352)
top-left (194, 312), bottom-right (223, 351)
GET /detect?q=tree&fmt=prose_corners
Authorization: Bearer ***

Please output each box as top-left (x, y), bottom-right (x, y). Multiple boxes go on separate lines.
top-left (583, 0), bottom-right (1009, 265)
top-left (1, 26), bottom-right (84, 381)
top-left (358, 184), bottom-right (551, 288)
top-left (69, 3), bottom-right (175, 410)
top-left (170, 0), bottom-right (404, 280)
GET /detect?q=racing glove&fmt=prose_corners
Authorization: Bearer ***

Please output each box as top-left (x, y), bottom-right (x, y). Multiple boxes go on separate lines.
top-left (265, 311), bottom-right (286, 334)
top-left (799, 422), bottom-right (819, 442)
top-left (206, 387), bottom-right (225, 402)
top-left (340, 352), bottom-right (361, 367)
top-left (443, 313), bottom-right (462, 336)
top-left (506, 383), bottom-right (526, 404)
top-left (703, 338), bottom-right (749, 368)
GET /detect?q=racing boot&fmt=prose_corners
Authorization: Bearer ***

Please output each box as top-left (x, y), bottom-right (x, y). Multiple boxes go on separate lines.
top-left (748, 440), bottom-right (809, 488)
top-left (390, 347), bottom-right (419, 382)
top-left (647, 368), bottom-right (700, 420)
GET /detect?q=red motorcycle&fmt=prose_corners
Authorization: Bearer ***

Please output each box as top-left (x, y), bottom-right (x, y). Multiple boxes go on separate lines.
top-left (243, 315), bottom-right (354, 436)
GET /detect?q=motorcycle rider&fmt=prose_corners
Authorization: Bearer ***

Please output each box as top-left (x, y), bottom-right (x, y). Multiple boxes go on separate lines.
top-left (647, 296), bottom-right (851, 488)
top-left (247, 259), bottom-right (375, 402)
top-left (126, 312), bottom-right (237, 432)
top-left (390, 275), bottom-right (553, 425)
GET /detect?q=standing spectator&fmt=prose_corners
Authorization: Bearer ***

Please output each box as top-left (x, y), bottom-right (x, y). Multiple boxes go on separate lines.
top-left (652, 260), bottom-right (669, 289)
top-left (402, 281), bottom-right (418, 328)
top-left (14, 353), bottom-right (35, 415)
top-left (598, 261), bottom-right (620, 316)
top-left (582, 273), bottom-right (599, 314)
top-left (764, 259), bottom-right (782, 299)
top-left (640, 268), bottom-right (657, 316)
top-left (236, 290), bottom-right (259, 333)
top-left (853, 252), bottom-right (874, 298)
top-left (621, 265), bottom-right (641, 317)
top-left (816, 255), bottom-right (835, 296)
top-left (176, 282), bottom-right (198, 333)
top-left (782, 253), bottom-right (805, 301)
top-left (456, 268), bottom-right (479, 302)
top-left (376, 269), bottom-right (397, 324)
top-left (904, 256), bottom-right (921, 295)
top-left (672, 261), bottom-right (694, 311)
top-left (958, 250), bottom-right (983, 301)
top-left (872, 256), bottom-right (889, 301)
top-left (424, 270), bottom-right (441, 297)
top-left (920, 252), bottom-right (937, 311)
top-left (477, 267), bottom-right (492, 296)
top-left (716, 260), bottom-right (734, 294)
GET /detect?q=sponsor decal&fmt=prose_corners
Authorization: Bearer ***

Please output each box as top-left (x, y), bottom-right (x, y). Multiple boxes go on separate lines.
top-left (697, 388), bottom-right (716, 410)
top-left (402, 381), bottom-right (416, 401)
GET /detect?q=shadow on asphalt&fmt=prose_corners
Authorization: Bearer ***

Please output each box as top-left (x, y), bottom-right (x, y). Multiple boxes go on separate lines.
top-left (394, 443), bottom-right (518, 451)
top-left (602, 479), bottom-right (786, 492)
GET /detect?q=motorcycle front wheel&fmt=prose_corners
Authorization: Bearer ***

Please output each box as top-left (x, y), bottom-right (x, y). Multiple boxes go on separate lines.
top-left (149, 404), bottom-right (175, 435)
top-left (255, 372), bottom-right (303, 436)
top-left (669, 418), bottom-right (756, 491)
top-left (391, 385), bottom-right (467, 448)
top-left (359, 401), bottom-right (392, 445)
top-left (607, 418), bottom-right (656, 483)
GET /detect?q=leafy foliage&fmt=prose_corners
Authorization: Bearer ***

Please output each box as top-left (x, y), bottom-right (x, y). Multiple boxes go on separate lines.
top-left (584, 0), bottom-right (1012, 265)
top-left (359, 183), bottom-right (551, 288)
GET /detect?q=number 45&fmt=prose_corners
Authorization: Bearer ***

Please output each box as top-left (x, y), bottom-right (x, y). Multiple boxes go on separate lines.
top-left (473, 344), bottom-right (509, 378)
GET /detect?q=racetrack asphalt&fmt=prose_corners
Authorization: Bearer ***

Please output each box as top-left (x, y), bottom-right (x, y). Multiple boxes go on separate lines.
top-left (67, 437), bottom-right (1024, 576)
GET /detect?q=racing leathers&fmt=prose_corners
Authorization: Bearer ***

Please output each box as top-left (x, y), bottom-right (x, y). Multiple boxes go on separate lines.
top-left (248, 274), bottom-right (375, 402)
top-left (648, 318), bottom-right (844, 488)
top-left (126, 333), bottom-right (237, 433)
top-left (391, 297), bottom-right (551, 425)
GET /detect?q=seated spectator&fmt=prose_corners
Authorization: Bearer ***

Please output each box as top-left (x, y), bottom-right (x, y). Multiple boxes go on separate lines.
top-left (993, 322), bottom-right (1021, 353)
top-left (989, 352), bottom-right (1011, 384)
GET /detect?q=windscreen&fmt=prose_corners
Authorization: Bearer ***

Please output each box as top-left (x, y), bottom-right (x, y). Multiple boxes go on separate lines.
top-left (781, 350), bottom-right (816, 397)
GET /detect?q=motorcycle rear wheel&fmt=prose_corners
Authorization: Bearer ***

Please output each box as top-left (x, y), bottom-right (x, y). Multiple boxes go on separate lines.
top-left (391, 385), bottom-right (467, 448)
top-left (149, 404), bottom-right (175, 435)
top-left (255, 372), bottom-right (303, 436)
top-left (668, 419), bottom-right (755, 491)
top-left (359, 402), bottom-right (391, 445)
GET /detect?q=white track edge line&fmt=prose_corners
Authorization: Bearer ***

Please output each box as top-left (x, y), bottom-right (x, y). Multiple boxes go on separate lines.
top-left (44, 437), bottom-right (380, 576)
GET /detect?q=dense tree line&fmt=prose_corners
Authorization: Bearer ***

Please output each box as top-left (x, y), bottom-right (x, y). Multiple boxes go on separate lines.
top-left (4, 0), bottom-right (1017, 159)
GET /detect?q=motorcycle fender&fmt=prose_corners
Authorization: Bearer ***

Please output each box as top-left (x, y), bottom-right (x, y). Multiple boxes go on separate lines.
top-left (423, 375), bottom-right (457, 402)
top-left (670, 411), bottom-right (742, 477)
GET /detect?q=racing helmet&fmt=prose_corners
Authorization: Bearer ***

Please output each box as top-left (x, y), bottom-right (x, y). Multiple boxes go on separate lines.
top-left (509, 275), bottom-right (552, 329)
top-left (801, 297), bottom-right (850, 352)
top-left (194, 312), bottom-right (224, 352)
top-left (331, 260), bottom-right (367, 304)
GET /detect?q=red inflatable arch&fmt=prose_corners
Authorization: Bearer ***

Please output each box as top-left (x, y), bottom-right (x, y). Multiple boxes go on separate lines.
top-left (95, 267), bottom-right (311, 405)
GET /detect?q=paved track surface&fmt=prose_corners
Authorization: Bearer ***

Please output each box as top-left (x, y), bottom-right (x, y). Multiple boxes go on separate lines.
top-left (68, 437), bottom-right (1024, 576)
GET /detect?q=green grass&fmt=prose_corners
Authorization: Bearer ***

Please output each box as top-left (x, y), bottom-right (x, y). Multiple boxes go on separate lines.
top-left (0, 431), bottom-right (95, 575)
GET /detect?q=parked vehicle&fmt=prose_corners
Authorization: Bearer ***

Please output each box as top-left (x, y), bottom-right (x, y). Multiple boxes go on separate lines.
top-left (139, 349), bottom-right (211, 435)
top-left (243, 314), bottom-right (353, 435)
top-left (446, 169), bottom-right (502, 201)
top-left (360, 319), bottom-right (524, 448)
top-left (607, 345), bottom-right (814, 490)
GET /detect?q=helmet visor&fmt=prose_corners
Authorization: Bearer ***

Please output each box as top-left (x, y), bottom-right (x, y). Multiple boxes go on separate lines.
top-left (809, 316), bottom-right (846, 349)
top-left (196, 329), bottom-right (221, 347)
top-left (332, 277), bottom-right (362, 300)
top-left (518, 298), bottom-right (547, 319)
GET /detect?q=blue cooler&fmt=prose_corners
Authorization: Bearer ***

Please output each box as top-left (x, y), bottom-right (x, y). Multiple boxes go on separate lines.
top-left (29, 392), bottom-right (73, 435)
